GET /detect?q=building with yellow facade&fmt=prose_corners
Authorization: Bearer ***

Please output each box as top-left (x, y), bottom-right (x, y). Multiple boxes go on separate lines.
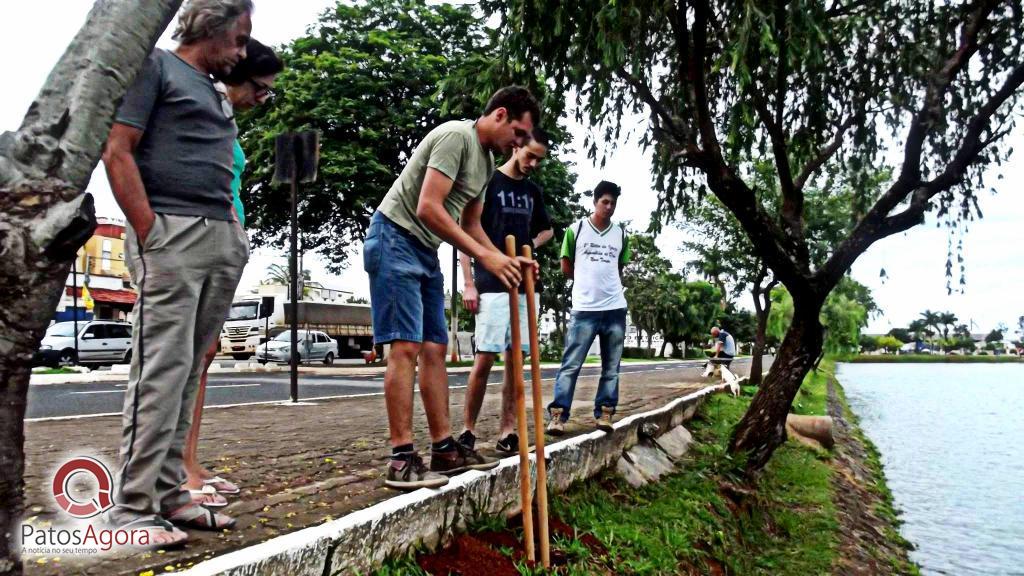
top-left (55, 217), bottom-right (137, 322)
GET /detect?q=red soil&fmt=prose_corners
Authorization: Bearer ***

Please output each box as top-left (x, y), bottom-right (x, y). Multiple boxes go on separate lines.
top-left (416, 512), bottom-right (609, 575)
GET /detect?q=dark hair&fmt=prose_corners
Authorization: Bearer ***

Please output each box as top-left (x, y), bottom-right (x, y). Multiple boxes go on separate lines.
top-left (483, 86), bottom-right (541, 125)
top-left (530, 127), bottom-right (550, 148)
top-left (223, 39), bottom-right (284, 86)
top-left (593, 180), bottom-right (621, 201)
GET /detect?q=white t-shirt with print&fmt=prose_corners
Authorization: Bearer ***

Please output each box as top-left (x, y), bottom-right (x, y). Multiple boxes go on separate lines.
top-left (561, 218), bottom-right (631, 311)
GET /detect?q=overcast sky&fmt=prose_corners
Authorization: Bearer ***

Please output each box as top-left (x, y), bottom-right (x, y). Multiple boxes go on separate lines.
top-left (3, 1), bottom-right (1021, 336)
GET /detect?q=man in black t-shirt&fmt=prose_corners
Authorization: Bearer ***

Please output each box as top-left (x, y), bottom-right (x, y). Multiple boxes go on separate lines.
top-left (457, 128), bottom-right (554, 454)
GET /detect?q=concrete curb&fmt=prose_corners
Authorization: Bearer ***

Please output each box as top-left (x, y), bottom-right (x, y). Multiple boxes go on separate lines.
top-left (181, 381), bottom-right (732, 576)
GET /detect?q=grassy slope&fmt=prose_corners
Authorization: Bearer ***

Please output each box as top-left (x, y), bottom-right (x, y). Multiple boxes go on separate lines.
top-left (379, 361), bottom-right (912, 575)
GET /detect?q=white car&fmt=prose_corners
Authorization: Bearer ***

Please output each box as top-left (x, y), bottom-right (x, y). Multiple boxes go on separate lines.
top-left (256, 330), bottom-right (338, 365)
top-left (34, 320), bottom-right (133, 367)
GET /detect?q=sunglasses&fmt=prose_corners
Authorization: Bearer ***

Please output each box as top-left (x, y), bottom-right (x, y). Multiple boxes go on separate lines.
top-left (248, 78), bottom-right (275, 99)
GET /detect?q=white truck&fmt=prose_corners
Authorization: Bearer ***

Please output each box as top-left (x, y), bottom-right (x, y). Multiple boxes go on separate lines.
top-left (219, 295), bottom-right (373, 360)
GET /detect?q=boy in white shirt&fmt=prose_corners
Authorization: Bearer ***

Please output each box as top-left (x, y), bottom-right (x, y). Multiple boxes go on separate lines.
top-left (546, 181), bottom-right (631, 435)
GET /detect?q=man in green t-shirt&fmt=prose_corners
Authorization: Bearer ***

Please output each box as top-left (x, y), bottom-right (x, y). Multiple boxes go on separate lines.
top-left (364, 86), bottom-right (541, 490)
top-left (547, 181), bottom-right (631, 436)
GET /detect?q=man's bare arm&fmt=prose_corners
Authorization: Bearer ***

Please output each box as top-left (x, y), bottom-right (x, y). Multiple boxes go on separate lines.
top-left (532, 228), bottom-right (554, 248)
top-left (103, 123), bottom-right (155, 243)
top-left (561, 257), bottom-right (574, 279)
top-left (458, 250), bottom-right (480, 314)
top-left (417, 168), bottom-right (521, 287)
top-left (459, 197), bottom-right (500, 253)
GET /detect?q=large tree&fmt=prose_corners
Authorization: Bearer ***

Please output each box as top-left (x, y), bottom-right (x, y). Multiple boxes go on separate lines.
top-left (238, 0), bottom-right (581, 275)
top-left (487, 0), bottom-right (1024, 472)
top-left (0, 2), bottom-right (183, 571)
top-left (237, 0), bottom-right (488, 269)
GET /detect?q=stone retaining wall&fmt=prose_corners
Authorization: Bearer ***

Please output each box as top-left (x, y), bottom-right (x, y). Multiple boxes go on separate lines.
top-left (182, 382), bottom-right (733, 576)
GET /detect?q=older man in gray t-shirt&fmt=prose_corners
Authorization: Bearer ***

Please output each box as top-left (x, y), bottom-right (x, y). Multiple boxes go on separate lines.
top-left (102, 2), bottom-right (252, 542)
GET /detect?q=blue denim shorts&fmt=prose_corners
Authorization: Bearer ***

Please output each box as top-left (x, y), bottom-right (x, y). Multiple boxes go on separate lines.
top-left (363, 212), bottom-right (448, 345)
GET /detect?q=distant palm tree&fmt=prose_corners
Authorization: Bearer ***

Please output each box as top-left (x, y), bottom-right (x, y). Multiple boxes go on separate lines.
top-left (264, 263), bottom-right (312, 297)
top-left (908, 319), bottom-right (934, 343)
top-left (938, 312), bottom-right (958, 339)
top-left (919, 310), bottom-right (942, 344)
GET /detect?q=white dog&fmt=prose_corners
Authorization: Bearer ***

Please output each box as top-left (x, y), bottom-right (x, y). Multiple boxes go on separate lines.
top-left (704, 359), bottom-right (740, 396)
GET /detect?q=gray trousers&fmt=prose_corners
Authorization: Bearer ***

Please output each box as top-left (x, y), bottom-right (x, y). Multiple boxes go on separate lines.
top-left (109, 213), bottom-right (248, 525)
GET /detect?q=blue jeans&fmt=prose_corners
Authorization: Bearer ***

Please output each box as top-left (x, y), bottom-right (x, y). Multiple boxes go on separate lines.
top-left (548, 308), bottom-right (627, 421)
top-left (363, 212), bottom-right (448, 345)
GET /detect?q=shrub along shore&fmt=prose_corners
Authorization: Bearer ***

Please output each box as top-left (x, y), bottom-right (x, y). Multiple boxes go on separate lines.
top-left (380, 361), bottom-right (918, 575)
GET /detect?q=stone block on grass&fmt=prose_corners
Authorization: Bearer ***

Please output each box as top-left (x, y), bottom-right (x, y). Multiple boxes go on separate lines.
top-left (656, 425), bottom-right (694, 460)
top-left (625, 442), bottom-right (675, 483)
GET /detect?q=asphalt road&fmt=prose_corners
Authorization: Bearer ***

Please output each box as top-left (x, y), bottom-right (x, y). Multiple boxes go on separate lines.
top-left (26, 359), bottom-right (744, 420)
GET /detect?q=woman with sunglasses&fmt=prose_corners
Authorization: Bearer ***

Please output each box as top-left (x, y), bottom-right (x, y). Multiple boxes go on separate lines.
top-left (182, 38), bottom-right (283, 513)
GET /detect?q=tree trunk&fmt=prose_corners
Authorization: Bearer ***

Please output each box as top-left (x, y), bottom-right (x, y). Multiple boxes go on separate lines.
top-left (729, 301), bottom-right (824, 474)
top-left (748, 268), bottom-right (776, 387)
top-left (0, 2), bottom-right (181, 573)
top-left (659, 339), bottom-right (668, 358)
top-left (750, 306), bottom-right (770, 386)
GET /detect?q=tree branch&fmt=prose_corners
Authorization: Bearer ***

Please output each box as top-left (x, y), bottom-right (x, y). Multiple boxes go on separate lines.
top-left (615, 66), bottom-right (701, 164)
top-left (683, 0), bottom-right (808, 296)
top-left (750, 89), bottom-right (798, 217)
top-left (818, 58), bottom-right (1024, 287)
top-left (825, 0), bottom-right (871, 18)
top-left (896, 0), bottom-right (999, 189)
top-left (6, 0), bottom-right (183, 190)
top-left (793, 116), bottom-right (856, 192)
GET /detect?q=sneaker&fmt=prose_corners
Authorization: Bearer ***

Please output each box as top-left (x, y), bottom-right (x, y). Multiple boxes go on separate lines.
top-left (430, 441), bottom-right (499, 476)
top-left (384, 453), bottom-right (449, 490)
top-left (495, 433), bottom-right (519, 455)
top-left (457, 429), bottom-right (477, 451)
top-left (595, 407), bottom-right (615, 432)
top-left (546, 409), bottom-right (566, 436)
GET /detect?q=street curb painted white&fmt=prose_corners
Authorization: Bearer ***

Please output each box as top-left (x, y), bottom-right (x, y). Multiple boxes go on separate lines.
top-left (180, 382), bottom-right (730, 576)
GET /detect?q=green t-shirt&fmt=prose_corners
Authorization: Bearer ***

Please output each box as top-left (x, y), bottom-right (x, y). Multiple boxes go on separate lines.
top-left (230, 139), bottom-right (246, 228)
top-left (377, 120), bottom-right (494, 249)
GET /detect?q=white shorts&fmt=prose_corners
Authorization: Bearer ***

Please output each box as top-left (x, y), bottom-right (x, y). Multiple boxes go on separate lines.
top-left (473, 292), bottom-right (538, 354)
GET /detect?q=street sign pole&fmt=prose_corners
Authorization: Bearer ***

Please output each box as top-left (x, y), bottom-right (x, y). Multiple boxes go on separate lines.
top-left (273, 131), bottom-right (320, 404)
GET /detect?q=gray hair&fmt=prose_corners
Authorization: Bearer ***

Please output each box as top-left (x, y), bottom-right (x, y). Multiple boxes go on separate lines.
top-left (173, 0), bottom-right (254, 45)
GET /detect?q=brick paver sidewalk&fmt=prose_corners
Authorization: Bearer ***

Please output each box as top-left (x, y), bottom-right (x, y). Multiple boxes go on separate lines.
top-left (22, 359), bottom-right (757, 575)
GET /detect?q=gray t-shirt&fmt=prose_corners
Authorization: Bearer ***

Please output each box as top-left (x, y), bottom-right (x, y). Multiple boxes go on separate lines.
top-left (377, 120), bottom-right (494, 250)
top-left (115, 49), bottom-right (236, 221)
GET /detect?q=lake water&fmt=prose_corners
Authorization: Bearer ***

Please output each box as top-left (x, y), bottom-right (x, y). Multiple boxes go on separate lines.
top-left (838, 363), bottom-right (1024, 576)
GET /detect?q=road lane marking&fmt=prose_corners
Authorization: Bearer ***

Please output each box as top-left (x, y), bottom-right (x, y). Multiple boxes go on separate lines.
top-left (28, 361), bottom-right (747, 422)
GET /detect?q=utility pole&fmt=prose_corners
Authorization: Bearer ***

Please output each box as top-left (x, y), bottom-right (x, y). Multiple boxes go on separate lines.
top-left (71, 255), bottom-right (79, 363)
top-left (450, 247), bottom-right (459, 363)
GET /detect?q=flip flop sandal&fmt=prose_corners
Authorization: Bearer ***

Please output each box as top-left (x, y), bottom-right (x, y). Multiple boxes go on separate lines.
top-left (203, 475), bottom-right (240, 495)
top-left (119, 517), bottom-right (188, 549)
top-left (188, 485), bottom-right (228, 508)
top-left (165, 503), bottom-right (236, 531)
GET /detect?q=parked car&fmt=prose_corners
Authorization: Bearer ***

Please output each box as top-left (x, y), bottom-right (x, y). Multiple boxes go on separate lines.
top-left (34, 320), bottom-right (133, 367)
top-left (255, 330), bottom-right (338, 365)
